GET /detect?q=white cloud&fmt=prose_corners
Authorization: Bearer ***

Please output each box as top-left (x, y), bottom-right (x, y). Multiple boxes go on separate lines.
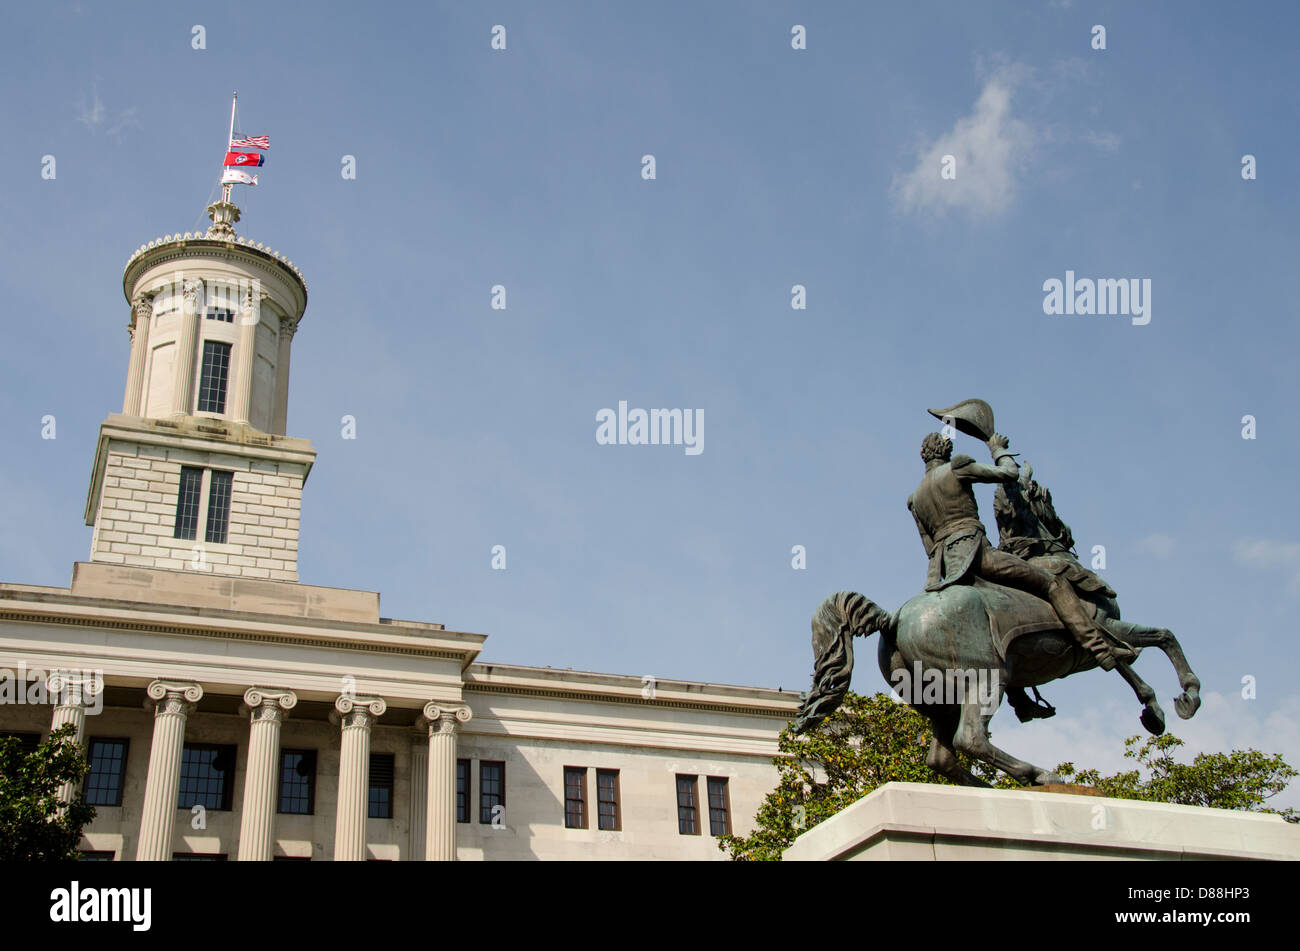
top-left (892, 67), bottom-right (1035, 218)
top-left (1234, 538), bottom-right (1300, 594)
top-left (74, 82), bottom-right (139, 141)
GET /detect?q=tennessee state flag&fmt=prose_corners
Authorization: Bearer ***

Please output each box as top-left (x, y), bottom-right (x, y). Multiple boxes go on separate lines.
top-left (224, 151), bottom-right (265, 167)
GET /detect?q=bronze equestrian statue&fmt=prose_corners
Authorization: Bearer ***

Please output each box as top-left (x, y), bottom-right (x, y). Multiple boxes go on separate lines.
top-left (794, 399), bottom-right (1202, 788)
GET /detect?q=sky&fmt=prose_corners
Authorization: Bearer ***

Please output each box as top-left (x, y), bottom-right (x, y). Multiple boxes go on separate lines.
top-left (1, 1), bottom-right (1298, 807)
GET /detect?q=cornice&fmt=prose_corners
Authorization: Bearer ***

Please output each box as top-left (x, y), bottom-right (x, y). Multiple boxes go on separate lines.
top-left (462, 680), bottom-right (798, 720)
top-left (122, 235), bottom-right (307, 310)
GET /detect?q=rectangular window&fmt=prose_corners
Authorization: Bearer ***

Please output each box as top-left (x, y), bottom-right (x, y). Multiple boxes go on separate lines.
top-left (597, 769), bottom-right (621, 832)
top-left (204, 470), bottom-right (233, 544)
top-left (85, 738), bottom-right (130, 807)
top-left (456, 759), bottom-right (470, 823)
top-left (178, 744), bottom-right (236, 811)
top-left (676, 775), bottom-right (699, 835)
top-left (707, 776), bottom-right (731, 836)
top-left (196, 340), bottom-right (231, 413)
top-left (205, 308), bottom-right (234, 323)
top-left (564, 767), bottom-right (587, 829)
top-left (173, 466), bottom-right (204, 540)
top-left (479, 761), bottom-right (504, 825)
top-left (368, 753), bottom-right (394, 819)
top-left (278, 749), bottom-right (316, 815)
top-left (172, 853), bottom-right (228, 861)
top-left (77, 851), bottom-right (116, 861)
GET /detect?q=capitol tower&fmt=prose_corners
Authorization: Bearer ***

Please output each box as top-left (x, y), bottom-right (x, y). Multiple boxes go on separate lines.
top-left (86, 196), bottom-right (313, 581)
top-left (0, 108), bottom-right (793, 864)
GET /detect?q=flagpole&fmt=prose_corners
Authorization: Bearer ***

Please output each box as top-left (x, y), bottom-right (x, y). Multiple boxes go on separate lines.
top-left (221, 91), bottom-right (237, 204)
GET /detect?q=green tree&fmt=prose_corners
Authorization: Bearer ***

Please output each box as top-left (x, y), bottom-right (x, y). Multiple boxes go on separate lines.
top-left (0, 724), bottom-right (96, 861)
top-left (720, 691), bottom-right (1298, 860)
top-left (1056, 733), bottom-right (1298, 821)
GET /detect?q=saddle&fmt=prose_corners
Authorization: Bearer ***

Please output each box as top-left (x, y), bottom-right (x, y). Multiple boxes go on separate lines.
top-left (959, 577), bottom-right (1098, 661)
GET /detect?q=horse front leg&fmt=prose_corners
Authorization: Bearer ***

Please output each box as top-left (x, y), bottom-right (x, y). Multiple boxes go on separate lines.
top-left (1108, 620), bottom-right (1202, 719)
top-left (1113, 660), bottom-right (1166, 736)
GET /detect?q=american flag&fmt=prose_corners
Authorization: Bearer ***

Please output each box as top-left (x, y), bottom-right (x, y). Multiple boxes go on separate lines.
top-left (230, 134), bottom-right (270, 149)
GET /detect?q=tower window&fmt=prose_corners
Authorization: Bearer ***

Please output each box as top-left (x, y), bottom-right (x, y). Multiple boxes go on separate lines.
top-left (204, 471), bottom-right (233, 544)
top-left (205, 308), bottom-right (234, 323)
top-left (173, 466), bottom-right (204, 540)
top-left (196, 340), bottom-right (231, 414)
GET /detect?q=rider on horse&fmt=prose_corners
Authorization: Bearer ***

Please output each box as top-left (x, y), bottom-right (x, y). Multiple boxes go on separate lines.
top-left (908, 399), bottom-right (1136, 674)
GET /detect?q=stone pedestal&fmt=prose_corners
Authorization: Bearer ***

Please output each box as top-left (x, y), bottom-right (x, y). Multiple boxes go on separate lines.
top-left (783, 781), bottom-right (1300, 861)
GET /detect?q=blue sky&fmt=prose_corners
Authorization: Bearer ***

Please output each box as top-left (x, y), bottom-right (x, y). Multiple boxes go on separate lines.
top-left (2, 1), bottom-right (1298, 805)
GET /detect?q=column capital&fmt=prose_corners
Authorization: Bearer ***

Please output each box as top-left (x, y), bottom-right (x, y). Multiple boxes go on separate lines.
top-left (145, 680), bottom-right (203, 716)
top-left (278, 314), bottom-right (299, 339)
top-left (332, 694), bottom-right (386, 729)
top-left (46, 671), bottom-right (103, 708)
top-left (129, 293), bottom-right (155, 337)
top-left (420, 702), bottom-right (472, 735)
top-left (243, 687), bottom-right (298, 724)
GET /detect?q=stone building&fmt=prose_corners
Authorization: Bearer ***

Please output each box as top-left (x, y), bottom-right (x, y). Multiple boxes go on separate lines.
top-left (0, 198), bottom-right (797, 860)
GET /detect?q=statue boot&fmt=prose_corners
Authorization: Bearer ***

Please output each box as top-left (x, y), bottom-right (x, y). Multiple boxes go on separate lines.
top-left (1046, 578), bottom-right (1135, 671)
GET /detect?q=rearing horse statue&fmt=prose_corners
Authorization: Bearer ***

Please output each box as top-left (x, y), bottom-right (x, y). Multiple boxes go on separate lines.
top-left (794, 404), bottom-right (1201, 788)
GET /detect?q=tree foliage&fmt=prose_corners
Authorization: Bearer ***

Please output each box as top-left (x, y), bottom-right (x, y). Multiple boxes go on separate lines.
top-left (720, 691), bottom-right (1298, 861)
top-left (0, 724), bottom-right (96, 861)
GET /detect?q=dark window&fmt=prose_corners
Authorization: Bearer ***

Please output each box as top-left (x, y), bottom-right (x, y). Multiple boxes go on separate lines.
top-left (178, 744), bottom-right (235, 811)
top-left (597, 769), bottom-right (621, 832)
top-left (196, 340), bottom-right (231, 413)
top-left (272, 855), bottom-right (311, 862)
top-left (204, 470), bottom-right (233, 544)
top-left (172, 853), bottom-right (228, 861)
top-left (77, 851), bottom-right (116, 861)
top-left (205, 309), bottom-right (234, 323)
top-left (368, 753), bottom-right (394, 819)
top-left (278, 749), bottom-right (316, 815)
top-left (676, 775), bottom-right (699, 835)
top-left (479, 761), bottom-right (504, 825)
top-left (707, 776), bottom-right (731, 836)
top-left (85, 738), bottom-right (129, 807)
top-left (564, 767), bottom-right (587, 829)
top-left (2, 732), bottom-right (42, 754)
top-left (173, 466), bottom-right (204, 540)
top-left (456, 759), bottom-right (470, 824)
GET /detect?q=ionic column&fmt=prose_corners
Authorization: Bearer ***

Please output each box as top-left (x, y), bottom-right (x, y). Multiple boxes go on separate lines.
top-left (46, 672), bottom-right (102, 804)
top-left (271, 316), bottom-right (297, 435)
top-left (229, 289), bottom-right (261, 424)
top-left (422, 702), bottom-right (471, 862)
top-left (136, 680), bottom-right (203, 861)
top-left (122, 295), bottom-right (153, 416)
top-left (409, 737), bottom-right (428, 861)
top-left (171, 279), bottom-right (203, 417)
top-left (237, 688), bottom-right (296, 861)
top-left (331, 695), bottom-right (385, 861)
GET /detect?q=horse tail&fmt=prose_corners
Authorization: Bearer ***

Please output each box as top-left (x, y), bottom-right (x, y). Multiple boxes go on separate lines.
top-left (793, 592), bottom-right (895, 734)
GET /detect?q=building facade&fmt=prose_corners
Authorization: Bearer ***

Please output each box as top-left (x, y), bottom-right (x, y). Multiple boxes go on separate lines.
top-left (0, 198), bottom-right (798, 860)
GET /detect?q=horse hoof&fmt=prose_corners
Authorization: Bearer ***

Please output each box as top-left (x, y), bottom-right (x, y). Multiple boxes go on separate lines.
top-left (1140, 703), bottom-right (1166, 736)
top-left (1175, 691), bottom-right (1201, 720)
top-left (1032, 771), bottom-right (1064, 786)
